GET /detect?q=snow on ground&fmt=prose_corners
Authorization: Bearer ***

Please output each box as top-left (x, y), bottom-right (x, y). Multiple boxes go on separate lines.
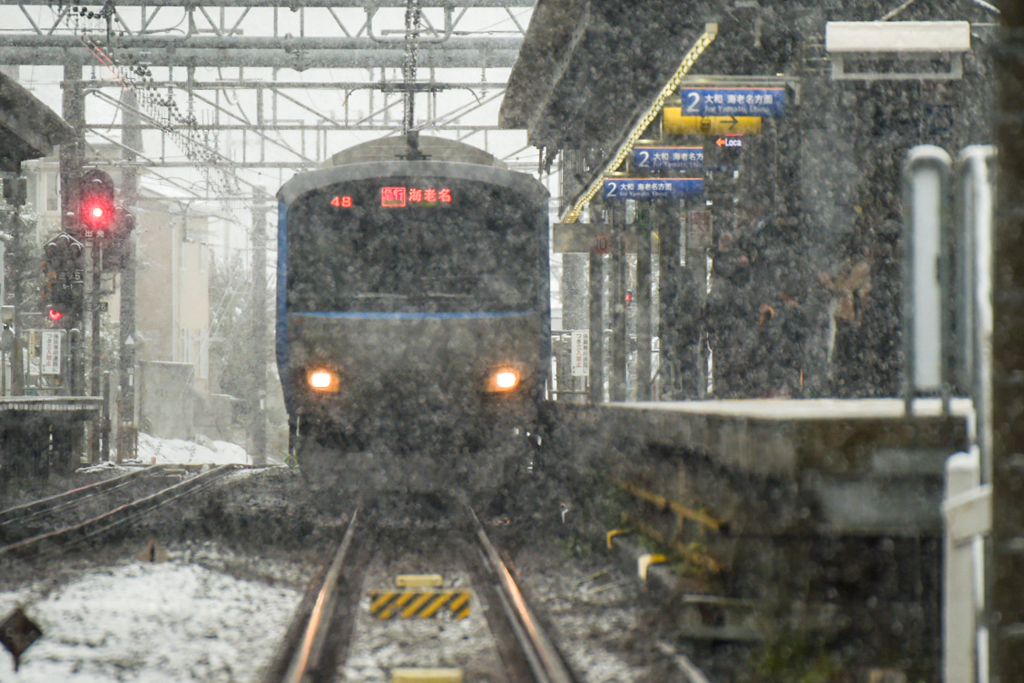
top-left (0, 560), bottom-right (300, 682)
top-left (134, 433), bottom-right (251, 466)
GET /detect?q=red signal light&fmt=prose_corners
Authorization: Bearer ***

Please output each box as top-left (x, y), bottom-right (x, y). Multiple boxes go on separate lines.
top-left (48, 307), bottom-right (63, 322)
top-left (78, 169), bottom-right (116, 235)
top-left (81, 197), bottom-right (115, 232)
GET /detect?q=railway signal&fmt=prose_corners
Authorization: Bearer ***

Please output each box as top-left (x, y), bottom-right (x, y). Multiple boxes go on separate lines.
top-left (42, 232), bottom-right (85, 326)
top-left (103, 210), bottom-right (135, 270)
top-left (78, 169), bottom-right (116, 236)
top-left (43, 231), bottom-right (84, 272)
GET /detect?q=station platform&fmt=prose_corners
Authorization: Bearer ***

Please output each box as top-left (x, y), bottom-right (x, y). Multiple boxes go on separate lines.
top-left (0, 396), bottom-right (103, 414)
top-left (0, 397), bottom-right (103, 479)
top-left (604, 397), bottom-right (968, 476)
top-left (554, 397), bottom-right (970, 536)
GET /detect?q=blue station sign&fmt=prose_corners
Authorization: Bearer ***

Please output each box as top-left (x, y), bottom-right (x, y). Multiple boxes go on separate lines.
top-left (633, 147), bottom-right (704, 172)
top-left (679, 87), bottom-right (786, 118)
top-left (603, 178), bottom-right (704, 201)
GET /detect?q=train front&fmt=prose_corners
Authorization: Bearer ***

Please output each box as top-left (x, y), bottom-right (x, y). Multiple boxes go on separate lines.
top-left (277, 153), bottom-right (550, 494)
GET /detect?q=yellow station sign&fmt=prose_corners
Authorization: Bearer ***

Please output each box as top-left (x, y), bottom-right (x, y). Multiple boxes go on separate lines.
top-left (663, 107), bottom-right (762, 136)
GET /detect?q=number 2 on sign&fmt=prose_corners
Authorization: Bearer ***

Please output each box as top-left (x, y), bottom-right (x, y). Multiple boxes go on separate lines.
top-left (684, 91), bottom-right (701, 114)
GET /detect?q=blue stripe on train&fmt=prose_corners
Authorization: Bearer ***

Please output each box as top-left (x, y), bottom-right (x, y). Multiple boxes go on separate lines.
top-left (293, 311), bottom-right (532, 320)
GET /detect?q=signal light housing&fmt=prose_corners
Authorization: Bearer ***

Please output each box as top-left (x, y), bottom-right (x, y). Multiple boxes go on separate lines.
top-left (78, 169), bottom-right (116, 235)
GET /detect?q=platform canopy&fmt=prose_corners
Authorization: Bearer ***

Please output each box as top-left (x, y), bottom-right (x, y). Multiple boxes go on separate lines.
top-left (0, 70), bottom-right (73, 173)
top-left (499, 0), bottom-right (716, 154)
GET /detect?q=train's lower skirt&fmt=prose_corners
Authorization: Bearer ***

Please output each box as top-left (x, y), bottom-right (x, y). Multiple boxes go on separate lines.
top-left (295, 411), bottom-right (540, 498)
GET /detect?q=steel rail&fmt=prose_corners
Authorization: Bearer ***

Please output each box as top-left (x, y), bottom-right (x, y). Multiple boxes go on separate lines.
top-left (263, 509), bottom-right (360, 683)
top-left (470, 508), bottom-right (577, 683)
top-left (0, 465), bottom-right (236, 558)
top-left (0, 466), bottom-right (158, 527)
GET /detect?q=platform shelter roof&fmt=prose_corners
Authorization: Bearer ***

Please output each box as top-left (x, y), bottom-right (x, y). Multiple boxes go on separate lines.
top-left (0, 71), bottom-right (74, 173)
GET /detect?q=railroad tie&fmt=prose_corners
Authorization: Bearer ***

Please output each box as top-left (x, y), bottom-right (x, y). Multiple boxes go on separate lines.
top-left (369, 590), bottom-right (471, 620)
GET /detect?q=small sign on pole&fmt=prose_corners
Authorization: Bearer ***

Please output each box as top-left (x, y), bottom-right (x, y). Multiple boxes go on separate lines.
top-left (603, 178), bottom-right (704, 201)
top-left (41, 331), bottom-right (61, 375)
top-left (571, 330), bottom-right (590, 377)
top-left (679, 87), bottom-right (787, 117)
top-left (688, 210), bottom-right (713, 249)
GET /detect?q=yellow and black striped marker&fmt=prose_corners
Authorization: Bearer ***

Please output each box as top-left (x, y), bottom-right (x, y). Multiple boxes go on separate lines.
top-left (369, 590), bottom-right (472, 620)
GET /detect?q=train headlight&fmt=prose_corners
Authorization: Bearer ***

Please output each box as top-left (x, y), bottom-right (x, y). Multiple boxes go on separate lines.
top-left (307, 368), bottom-right (340, 393)
top-left (487, 367), bottom-right (521, 393)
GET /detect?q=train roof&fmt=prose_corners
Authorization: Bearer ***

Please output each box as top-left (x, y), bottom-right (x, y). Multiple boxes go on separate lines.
top-left (279, 135), bottom-right (546, 206)
top-left (322, 135), bottom-right (507, 169)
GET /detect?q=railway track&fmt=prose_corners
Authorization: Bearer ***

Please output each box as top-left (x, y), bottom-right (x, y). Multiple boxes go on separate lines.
top-left (0, 464), bottom-right (237, 558)
top-left (263, 504), bottom-right (578, 683)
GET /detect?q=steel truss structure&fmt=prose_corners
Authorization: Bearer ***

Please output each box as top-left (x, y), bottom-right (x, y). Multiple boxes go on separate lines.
top-left (2, 0), bottom-right (541, 200)
top-left (0, 0), bottom-right (529, 68)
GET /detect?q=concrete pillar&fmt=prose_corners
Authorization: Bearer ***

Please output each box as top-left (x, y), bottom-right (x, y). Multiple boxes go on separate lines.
top-left (945, 451), bottom-right (980, 683)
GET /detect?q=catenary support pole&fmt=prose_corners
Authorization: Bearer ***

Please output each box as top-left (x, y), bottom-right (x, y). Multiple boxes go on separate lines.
top-left (60, 58), bottom-right (86, 466)
top-left (250, 190), bottom-right (268, 465)
top-left (89, 239), bottom-right (102, 464)
top-left (588, 250), bottom-right (604, 404)
top-left (635, 206), bottom-right (653, 401)
top-left (609, 205), bottom-right (626, 402)
top-left (7, 182), bottom-right (24, 396)
top-left (60, 59), bottom-right (85, 397)
top-left (119, 88), bottom-right (141, 462)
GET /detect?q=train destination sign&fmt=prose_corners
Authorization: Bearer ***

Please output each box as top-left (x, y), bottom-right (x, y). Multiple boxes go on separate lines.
top-left (679, 87), bottom-right (786, 118)
top-left (602, 178), bottom-right (703, 201)
top-left (633, 147), bottom-right (703, 171)
top-left (380, 186), bottom-right (452, 208)
top-left (663, 108), bottom-right (762, 136)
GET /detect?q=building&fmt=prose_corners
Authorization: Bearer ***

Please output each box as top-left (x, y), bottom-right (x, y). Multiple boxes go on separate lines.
top-left (19, 148), bottom-right (214, 439)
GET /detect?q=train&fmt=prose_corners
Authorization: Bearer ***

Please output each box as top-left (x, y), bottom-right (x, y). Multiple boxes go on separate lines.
top-left (276, 134), bottom-right (550, 498)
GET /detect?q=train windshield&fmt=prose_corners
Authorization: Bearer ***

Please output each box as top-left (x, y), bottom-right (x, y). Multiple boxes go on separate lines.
top-left (287, 177), bottom-right (543, 313)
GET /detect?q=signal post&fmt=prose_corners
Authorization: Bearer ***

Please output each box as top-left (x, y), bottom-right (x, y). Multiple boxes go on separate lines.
top-left (55, 167), bottom-right (131, 463)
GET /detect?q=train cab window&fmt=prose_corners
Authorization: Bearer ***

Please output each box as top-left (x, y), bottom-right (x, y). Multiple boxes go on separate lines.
top-left (286, 178), bottom-right (544, 314)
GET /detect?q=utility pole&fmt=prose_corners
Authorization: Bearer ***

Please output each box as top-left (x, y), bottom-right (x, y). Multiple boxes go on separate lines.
top-left (989, 2), bottom-right (1024, 682)
top-left (609, 205), bottom-right (627, 402)
top-left (634, 204), bottom-right (653, 401)
top-left (249, 190), bottom-right (268, 465)
top-left (118, 88), bottom-right (140, 461)
top-left (89, 230), bottom-right (102, 463)
top-left (59, 58), bottom-right (86, 466)
top-left (5, 177), bottom-right (26, 396)
top-left (60, 59), bottom-right (85, 397)
top-left (588, 248), bottom-right (604, 404)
